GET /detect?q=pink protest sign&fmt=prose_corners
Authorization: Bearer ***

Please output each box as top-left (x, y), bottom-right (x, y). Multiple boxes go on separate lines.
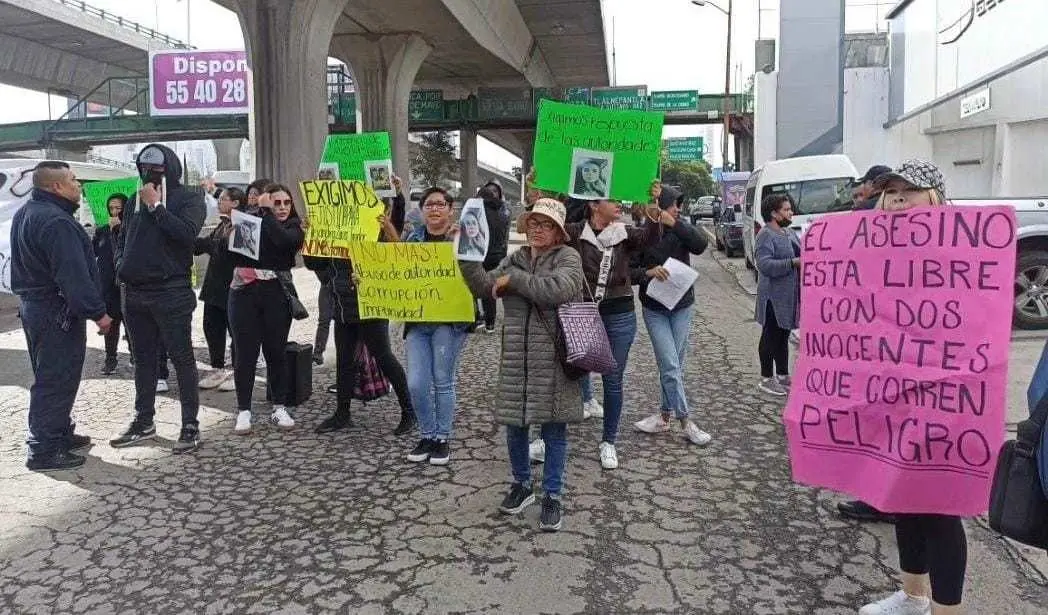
top-left (784, 205), bottom-right (1017, 516)
top-left (149, 50), bottom-right (250, 117)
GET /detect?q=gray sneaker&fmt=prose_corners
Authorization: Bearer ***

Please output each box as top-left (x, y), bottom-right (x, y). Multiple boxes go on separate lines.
top-left (758, 378), bottom-right (788, 397)
top-left (776, 374), bottom-right (792, 388)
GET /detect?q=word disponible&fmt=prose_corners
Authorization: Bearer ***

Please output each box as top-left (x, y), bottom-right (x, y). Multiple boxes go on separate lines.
top-left (173, 56), bottom-right (250, 77)
top-left (300, 180), bottom-right (382, 257)
top-left (347, 242), bottom-right (474, 323)
top-left (783, 206), bottom-right (1016, 516)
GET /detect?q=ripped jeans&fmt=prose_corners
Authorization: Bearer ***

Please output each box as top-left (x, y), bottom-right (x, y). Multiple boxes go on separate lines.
top-left (405, 324), bottom-right (468, 441)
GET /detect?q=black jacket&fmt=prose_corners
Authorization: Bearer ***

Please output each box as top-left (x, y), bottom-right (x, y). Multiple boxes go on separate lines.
top-left (194, 216), bottom-right (236, 307)
top-left (10, 189), bottom-right (107, 320)
top-left (483, 198), bottom-right (510, 271)
top-left (116, 143), bottom-right (206, 288)
top-left (92, 224), bottom-right (122, 314)
top-left (630, 219), bottom-right (708, 312)
top-left (227, 208), bottom-right (305, 272)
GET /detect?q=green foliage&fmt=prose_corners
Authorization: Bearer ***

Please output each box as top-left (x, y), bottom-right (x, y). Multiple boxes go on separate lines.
top-left (660, 158), bottom-right (715, 200)
top-left (412, 130), bottom-right (457, 188)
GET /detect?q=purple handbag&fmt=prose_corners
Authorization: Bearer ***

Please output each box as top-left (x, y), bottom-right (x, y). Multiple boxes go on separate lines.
top-left (556, 301), bottom-right (617, 374)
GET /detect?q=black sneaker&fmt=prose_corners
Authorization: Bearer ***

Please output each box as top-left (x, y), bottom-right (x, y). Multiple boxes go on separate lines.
top-left (26, 451), bottom-right (86, 472)
top-left (429, 440), bottom-right (450, 466)
top-left (109, 421), bottom-right (157, 448)
top-left (172, 424), bottom-right (200, 454)
top-left (837, 500), bottom-right (897, 524)
top-left (102, 357), bottom-right (118, 375)
top-left (406, 439), bottom-right (433, 463)
top-left (393, 411), bottom-right (417, 436)
top-left (539, 495), bottom-right (563, 532)
top-left (499, 483), bottom-right (536, 515)
top-left (315, 412), bottom-right (354, 433)
top-left (313, 355), bottom-right (324, 366)
top-left (68, 433), bottom-right (92, 451)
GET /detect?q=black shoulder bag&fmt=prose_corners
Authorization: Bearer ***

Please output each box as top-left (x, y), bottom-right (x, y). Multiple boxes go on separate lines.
top-left (988, 396), bottom-right (1048, 551)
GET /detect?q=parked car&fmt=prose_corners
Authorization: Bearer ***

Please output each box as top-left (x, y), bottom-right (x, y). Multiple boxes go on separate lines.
top-left (688, 196), bottom-right (720, 224)
top-left (714, 205), bottom-right (744, 257)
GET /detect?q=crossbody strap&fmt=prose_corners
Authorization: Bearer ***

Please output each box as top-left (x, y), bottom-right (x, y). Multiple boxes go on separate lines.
top-left (594, 246), bottom-right (614, 302)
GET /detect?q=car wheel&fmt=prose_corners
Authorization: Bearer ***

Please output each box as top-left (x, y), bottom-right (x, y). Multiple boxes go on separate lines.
top-left (1014, 250), bottom-right (1048, 329)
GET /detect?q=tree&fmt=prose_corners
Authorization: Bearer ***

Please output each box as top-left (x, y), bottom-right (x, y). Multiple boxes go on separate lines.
top-left (412, 130), bottom-right (457, 189)
top-left (660, 158), bottom-right (715, 201)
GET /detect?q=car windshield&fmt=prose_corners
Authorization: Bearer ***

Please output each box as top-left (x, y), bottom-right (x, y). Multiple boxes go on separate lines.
top-left (762, 177), bottom-right (854, 215)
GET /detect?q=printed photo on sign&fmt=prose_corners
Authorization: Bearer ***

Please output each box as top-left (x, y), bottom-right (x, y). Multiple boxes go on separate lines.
top-left (317, 162), bottom-right (340, 181)
top-left (454, 198), bottom-right (489, 262)
top-left (570, 149), bottom-right (613, 200)
top-left (228, 209), bottom-right (261, 260)
top-left (365, 160), bottom-right (395, 198)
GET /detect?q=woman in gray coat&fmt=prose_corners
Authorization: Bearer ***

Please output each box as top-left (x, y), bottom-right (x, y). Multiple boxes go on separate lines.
top-left (754, 193), bottom-right (801, 397)
top-left (459, 198), bottom-right (585, 532)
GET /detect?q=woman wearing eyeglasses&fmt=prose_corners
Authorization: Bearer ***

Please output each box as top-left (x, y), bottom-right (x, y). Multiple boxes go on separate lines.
top-left (226, 184), bottom-right (304, 434)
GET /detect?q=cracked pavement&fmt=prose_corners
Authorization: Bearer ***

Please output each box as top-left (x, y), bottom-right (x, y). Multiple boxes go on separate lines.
top-left (0, 253), bottom-right (1045, 614)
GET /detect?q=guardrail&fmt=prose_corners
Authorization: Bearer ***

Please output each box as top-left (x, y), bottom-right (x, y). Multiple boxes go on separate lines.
top-left (51, 0), bottom-right (191, 49)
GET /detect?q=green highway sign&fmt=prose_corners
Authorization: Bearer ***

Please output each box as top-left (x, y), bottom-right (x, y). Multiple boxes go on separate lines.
top-left (563, 87), bottom-right (591, 105)
top-left (329, 94), bottom-right (356, 124)
top-left (651, 90), bottom-right (699, 112)
top-left (478, 87), bottom-right (533, 120)
top-left (591, 86), bottom-right (648, 110)
top-left (409, 90), bottom-right (444, 121)
top-left (664, 137), bottom-right (704, 162)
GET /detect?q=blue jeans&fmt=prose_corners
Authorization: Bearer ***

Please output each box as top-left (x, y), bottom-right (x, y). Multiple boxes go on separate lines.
top-left (580, 374), bottom-right (593, 403)
top-left (642, 306), bottom-right (693, 419)
top-left (405, 324), bottom-right (467, 440)
top-left (21, 298), bottom-right (85, 459)
top-left (600, 310), bottom-right (638, 444)
top-left (507, 422), bottom-right (568, 496)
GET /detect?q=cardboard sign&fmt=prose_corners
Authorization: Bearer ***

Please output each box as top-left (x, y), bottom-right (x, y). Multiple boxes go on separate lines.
top-left (82, 177), bottom-right (138, 226)
top-left (784, 206), bottom-right (1017, 516)
top-left (320, 132), bottom-right (393, 185)
top-left (299, 180), bottom-right (383, 257)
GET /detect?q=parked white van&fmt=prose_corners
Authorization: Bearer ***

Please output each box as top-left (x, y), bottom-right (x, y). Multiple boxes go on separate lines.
top-left (741, 155), bottom-right (859, 273)
top-left (0, 159), bottom-right (133, 293)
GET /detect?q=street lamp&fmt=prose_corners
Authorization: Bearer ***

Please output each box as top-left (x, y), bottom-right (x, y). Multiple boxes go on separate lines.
top-left (691, 0), bottom-right (733, 172)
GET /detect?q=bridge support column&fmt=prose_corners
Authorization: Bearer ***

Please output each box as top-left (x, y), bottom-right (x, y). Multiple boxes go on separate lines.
top-left (233, 0), bottom-right (348, 201)
top-left (212, 138), bottom-right (244, 171)
top-left (331, 34), bottom-right (432, 188)
top-left (460, 129), bottom-right (480, 198)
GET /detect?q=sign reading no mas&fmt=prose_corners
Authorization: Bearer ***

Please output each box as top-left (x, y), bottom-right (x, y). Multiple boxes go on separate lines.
top-left (149, 50), bottom-right (251, 116)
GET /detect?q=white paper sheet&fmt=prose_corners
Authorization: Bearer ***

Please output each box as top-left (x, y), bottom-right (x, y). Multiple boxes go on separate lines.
top-left (644, 257), bottom-right (698, 310)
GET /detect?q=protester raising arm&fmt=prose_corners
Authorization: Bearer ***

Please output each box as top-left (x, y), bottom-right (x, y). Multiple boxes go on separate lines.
top-left (137, 182), bottom-right (206, 249)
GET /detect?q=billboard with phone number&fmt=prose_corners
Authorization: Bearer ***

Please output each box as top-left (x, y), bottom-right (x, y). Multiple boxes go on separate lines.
top-left (149, 50), bottom-right (251, 116)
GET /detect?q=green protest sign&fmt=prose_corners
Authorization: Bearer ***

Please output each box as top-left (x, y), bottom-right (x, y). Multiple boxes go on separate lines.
top-left (82, 177), bottom-right (138, 225)
top-left (320, 132), bottom-right (392, 181)
top-left (533, 100), bottom-right (664, 203)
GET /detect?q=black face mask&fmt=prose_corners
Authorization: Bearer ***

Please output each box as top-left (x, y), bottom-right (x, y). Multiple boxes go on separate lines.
top-left (775, 215), bottom-right (792, 229)
top-left (140, 168), bottom-right (165, 187)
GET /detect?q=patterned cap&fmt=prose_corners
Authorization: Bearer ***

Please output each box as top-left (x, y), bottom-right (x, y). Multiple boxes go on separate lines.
top-left (873, 159), bottom-right (946, 197)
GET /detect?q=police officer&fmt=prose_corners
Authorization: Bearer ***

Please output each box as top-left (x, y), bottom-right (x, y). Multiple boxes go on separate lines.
top-left (10, 161), bottom-right (113, 472)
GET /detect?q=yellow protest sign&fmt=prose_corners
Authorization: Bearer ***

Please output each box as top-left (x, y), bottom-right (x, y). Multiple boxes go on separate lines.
top-left (299, 180), bottom-right (384, 257)
top-left (347, 242), bottom-right (475, 322)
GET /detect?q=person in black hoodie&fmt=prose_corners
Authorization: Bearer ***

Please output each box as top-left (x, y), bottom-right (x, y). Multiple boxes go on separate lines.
top-left (226, 183), bottom-right (305, 434)
top-left (93, 193), bottom-right (127, 375)
top-left (195, 187), bottom-right (246, 391)
top-left (110, 143), bottom-right (206, 454)
top-left (629, 185), bottom-right (712, 446)
top-left (475, 181), bottom-right (510, 333)
top-left (11, 161), bottom-right (113, 471)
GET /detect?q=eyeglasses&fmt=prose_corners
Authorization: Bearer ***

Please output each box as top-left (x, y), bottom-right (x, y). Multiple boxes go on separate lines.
top-left (272, 199), bottom-right (293, 206)
top-left (423, 201), bottom-right (449, 210)
top-left (526, 219), bottom-right (557, 231)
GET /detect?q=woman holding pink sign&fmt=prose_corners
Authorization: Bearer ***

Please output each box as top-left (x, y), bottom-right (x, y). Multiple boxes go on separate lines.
top-left (858, 160), bottom-right (965, 615)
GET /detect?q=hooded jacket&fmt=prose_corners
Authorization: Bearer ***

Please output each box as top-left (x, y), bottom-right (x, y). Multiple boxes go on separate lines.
top-left (482, 197), bottom-right (510, 270)
top-left (116, 143), bottom-right (206, 288)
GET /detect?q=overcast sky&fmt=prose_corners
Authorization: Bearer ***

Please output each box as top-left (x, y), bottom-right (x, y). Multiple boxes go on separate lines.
top-left (0, 0), bottom-right (897, 171)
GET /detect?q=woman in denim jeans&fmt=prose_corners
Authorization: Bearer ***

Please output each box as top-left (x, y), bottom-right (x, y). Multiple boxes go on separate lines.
top-left (629, 185), bottom-right (711, 445)
top-left (399, 187), bottom-right (472, 466)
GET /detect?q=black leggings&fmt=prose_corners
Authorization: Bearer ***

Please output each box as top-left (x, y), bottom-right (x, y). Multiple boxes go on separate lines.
top-left (202, 303), bottom-right (234, 369)
top-left (758, 301), bottom-right (790, 378)
top-left (895, 514), bottom-right (967, 606)
top-left (479, 297), bottom-right (497, 328)
top-left (228, 281), bottom-right (292, 410)
top-left (333, 320), bottom-right (411, 412)
top-left (103, 316), bottom-right (123, 359)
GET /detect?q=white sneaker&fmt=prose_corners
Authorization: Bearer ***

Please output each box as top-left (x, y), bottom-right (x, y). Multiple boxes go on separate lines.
top-left (758, 377), bottom-right (788, 397)
top-left (859, 591), bottom-right (931, 615)
top-left (271, 406), bottom-right (295, 430)
top-left (599, 441), bottom-right (618, 470)
top-left (683, 421), bottom-right (713, 446)
top-left (529, 439), bottom-right (546, 464)
top-left (199, 369), bottom-right (231, 390)
top-left (234, 410), bottom-right (252, 435)
top-left (156, 379), bottom-right (169, 393)
top-left (634, 413), bottom-right (671, 434)
top-left (583, 399), bottom-right (604, 419)
top-left (218, 377), bottom-right (236, 392)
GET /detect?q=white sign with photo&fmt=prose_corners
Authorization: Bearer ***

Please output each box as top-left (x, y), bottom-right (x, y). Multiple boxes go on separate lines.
top-left (228, 209), bottom-right (262, 260)
top-left (317, 162), bottom-right (340, 181)
top-left (569, 148), bottom-right (614, 201)
top-left (454, 198), bottom-right (490, 262)
top-left (364, 159), bottom-right (395, 198)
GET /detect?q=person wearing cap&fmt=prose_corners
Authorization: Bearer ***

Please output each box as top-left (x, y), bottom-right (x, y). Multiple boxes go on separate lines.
top-left (847, 159), bottom-right (966, 615)
top-left (629, 185), bottom-right (712, 445)
top-left (458, 198), bottom-right (585, 532)
top-left (852, 164), bottom-right (892, 211)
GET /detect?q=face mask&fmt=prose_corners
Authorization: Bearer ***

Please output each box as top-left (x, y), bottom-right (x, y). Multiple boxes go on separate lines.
top-left (141, 168), bottom-right (165, 186)
top-left (776, 215), bottom-right (792, 229)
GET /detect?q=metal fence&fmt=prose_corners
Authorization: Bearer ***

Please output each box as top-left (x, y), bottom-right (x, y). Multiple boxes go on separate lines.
top-left (51, 0), bottom-right (191, 49)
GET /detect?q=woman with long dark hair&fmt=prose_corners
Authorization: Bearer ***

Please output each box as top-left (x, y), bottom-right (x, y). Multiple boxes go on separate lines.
top-left (93, 193), bottom-right (127, 375)
top-left (226, 183), bottom-right (304, 434)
